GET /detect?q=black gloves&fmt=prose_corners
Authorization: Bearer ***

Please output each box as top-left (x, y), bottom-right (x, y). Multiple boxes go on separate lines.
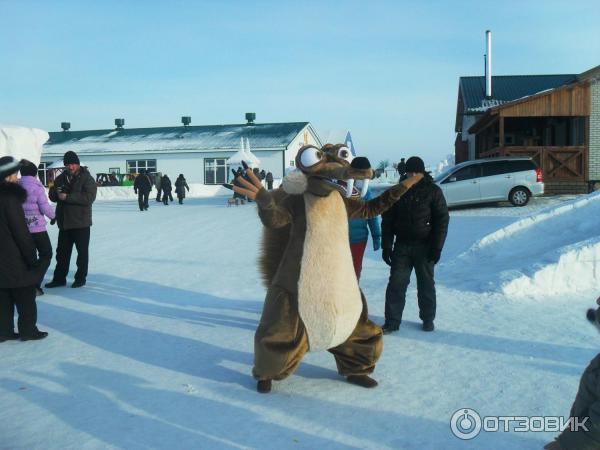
top-left (50, 218), bottom-right (56, 225)
top-left (382, 248), bottom-right (393, 266)
top-left (428, 247), bottom-right (442, 264)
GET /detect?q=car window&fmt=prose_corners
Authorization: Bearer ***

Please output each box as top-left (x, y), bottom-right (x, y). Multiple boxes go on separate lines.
top-left (445, 165), bottom-right (480, 182)
top-left (481, 161), bottom-right (508, 177)
top-left (507, 160), bottom-right (536, 172)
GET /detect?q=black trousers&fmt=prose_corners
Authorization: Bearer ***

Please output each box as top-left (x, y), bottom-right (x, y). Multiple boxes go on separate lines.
top-left (0, 286), bottom-right (38, 336)
top-left (52, 227), bottom-right (91, 283)
top-left (138, 191), bottom-right (149, 210)
top-left (31, 231), bottom-right (52, 288)
top-left (156, 187), bottom-right (162, 201)
top-left (384, 241), bottom-right (436, 326)
top-left (163, 191), bottom-right (173, 204)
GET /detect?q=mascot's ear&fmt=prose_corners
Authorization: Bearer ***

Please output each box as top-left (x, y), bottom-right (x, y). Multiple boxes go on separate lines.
top-left (282, 169), bottom-right (308, 194)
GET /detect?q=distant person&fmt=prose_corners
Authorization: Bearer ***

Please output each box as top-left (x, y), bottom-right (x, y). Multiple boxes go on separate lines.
top-left (18, 161), bottom-right (55, 295)
top-left (46, 151), bottom-right (97, 289)
top-left (348, 181), bottom-right (381, 280)
top-left (161, 175), bottom-right (173, 205)
top-left (381, 156), bottom-right (449, 333)
top-left (133, 169), bottom-right (152, 211)
top-left (174, 174), bottom-right (190, 204)
top-left (265, 171), bottom-right (274, 190)
top-left (0, 156), bottom-right (48, 341)
top-left (397, 158), bottom-right (406, 180)
top-left (155, 173), bottom-right (162, 202)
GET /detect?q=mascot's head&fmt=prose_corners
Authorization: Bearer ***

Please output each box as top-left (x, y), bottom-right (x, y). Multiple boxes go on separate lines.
top-left (282, 144), bottom-right (373, 197)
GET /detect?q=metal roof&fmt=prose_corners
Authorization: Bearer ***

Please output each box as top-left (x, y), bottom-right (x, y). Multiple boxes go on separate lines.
top-left (43, 122), bottom-right (311, 156)
top-left (459, 74), bottom-right (577, 114)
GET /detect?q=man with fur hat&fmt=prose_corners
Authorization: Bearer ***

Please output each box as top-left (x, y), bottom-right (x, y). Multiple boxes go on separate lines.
top-left (381, 156), bottom-right (449, 333)
top-left (46, 151), bottom-right (97, 289)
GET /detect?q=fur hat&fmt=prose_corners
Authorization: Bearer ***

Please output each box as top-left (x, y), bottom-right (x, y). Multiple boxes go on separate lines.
top-left (63, 151), bottom-right (80, 165)
top-left (0, 156), bottom-right (22, 179)
top-left (20, 160), bottom-right (38, 177)
top-left (405, 156), bottom-right (425, 174)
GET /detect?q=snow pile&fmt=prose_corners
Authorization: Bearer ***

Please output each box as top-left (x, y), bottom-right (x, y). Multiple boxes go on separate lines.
top-left (430, 154), bottom-right (455, 177)
top-left (0, 125), bottom-right (49, 165)
top-left (94, 184), bottom-right (232, 201)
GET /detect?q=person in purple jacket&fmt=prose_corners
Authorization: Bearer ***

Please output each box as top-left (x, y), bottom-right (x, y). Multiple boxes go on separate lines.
top-left (18, 161), bottom-right (55, 296)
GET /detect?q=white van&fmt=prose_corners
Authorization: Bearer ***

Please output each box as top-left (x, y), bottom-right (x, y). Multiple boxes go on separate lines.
top-left (434, 157), bottom-right (544, 207)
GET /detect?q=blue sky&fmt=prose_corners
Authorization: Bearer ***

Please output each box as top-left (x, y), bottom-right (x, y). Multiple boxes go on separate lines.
top-left (1, 0), bottom-right (599, 166)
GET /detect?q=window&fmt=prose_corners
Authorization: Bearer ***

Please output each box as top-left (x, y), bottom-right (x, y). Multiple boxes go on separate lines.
top-left (290, 160), bottom-right (295, 166)
top-left (127, 159), bottom-right (156, 174)
top-left (109, 167), bottom-right (120, 174)
top-left (38, 162), bottom-right (48, 186)
top-left (481, 161), bottom-right (508, 177)
top-left (204, 158), bottom-right (228, 184)
top-left (443, 165), bottom-right (480, 183)
top-left (507, 160), bottom-right (536, 172)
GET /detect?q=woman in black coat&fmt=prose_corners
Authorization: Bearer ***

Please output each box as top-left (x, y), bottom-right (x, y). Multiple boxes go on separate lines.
top-left (0, 156), bottom-right (47, 342)
top-left (174, 174), bottom-right (190, 204)
top-left (161, 175), bottom-right (173, 205)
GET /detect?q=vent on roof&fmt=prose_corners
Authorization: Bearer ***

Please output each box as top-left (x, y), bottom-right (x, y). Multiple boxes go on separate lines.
top-left (181, 116), bottom-right (191, 127)
top-left (115, 118), bottom-right (125, 130)
top-left (61, 122), bottom-right (71, 132)
top-left (245, 112), bottom-right (256, 125)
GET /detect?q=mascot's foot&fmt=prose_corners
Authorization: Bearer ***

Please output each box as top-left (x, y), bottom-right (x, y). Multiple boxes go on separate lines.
top-left (257, 379), bottom-right (272, 394)
top-left (347, 375), bottom-right (378, 388)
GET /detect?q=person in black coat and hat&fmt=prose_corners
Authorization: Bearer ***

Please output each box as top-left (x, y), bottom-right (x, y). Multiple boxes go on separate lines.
top-left (46, 151), bottom-right (97, 289)
top-left (0, 156), bottom-right (48, 342)
top-left (174, 174), bottom-right (190, 204)
top-left (161, 175), bottom-right (173, 205)
top-left (381, 156), bottom-right (449, 333)
top-left (133, 169), bottom-right (152, 211)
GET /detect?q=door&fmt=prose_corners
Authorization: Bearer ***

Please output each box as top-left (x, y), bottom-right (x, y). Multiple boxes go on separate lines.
top-left (479, 160), bottom-right (511, 201)
top-left (440, 164), bottom-right (481, 205)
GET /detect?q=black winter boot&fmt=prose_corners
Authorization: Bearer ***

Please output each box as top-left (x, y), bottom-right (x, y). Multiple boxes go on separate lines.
top-left (257, 379), bottom-right (272, 393)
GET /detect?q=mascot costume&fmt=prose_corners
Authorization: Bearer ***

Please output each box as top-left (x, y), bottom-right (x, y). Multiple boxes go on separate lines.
top-left (232, 144), bottom-right (422, 393)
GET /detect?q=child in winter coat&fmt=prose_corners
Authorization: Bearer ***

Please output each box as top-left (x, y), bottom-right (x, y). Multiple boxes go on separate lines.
top-left (348, 182), bottom-right (381, 280)
top-left (18, 161), bottom-right (55, 295)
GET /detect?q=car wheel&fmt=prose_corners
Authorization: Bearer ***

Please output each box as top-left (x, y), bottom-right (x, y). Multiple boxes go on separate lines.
top-left (509, 187), bottom-right (530, 206)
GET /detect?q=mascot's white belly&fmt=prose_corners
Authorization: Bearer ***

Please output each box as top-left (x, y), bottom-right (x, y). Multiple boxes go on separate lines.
top-left (298, 192), bottom-right (363, 351)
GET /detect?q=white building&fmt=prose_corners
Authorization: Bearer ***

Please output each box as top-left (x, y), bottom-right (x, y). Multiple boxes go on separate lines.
top-left (40, 115), bottom-right (321, 185)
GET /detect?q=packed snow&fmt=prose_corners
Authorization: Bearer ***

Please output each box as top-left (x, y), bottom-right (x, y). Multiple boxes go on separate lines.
top-left (1, 188), bottom-right (599, 449)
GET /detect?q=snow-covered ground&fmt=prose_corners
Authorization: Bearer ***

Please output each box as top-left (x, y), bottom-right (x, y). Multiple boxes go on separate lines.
top-left (1, 192), bottom-right (599, 449)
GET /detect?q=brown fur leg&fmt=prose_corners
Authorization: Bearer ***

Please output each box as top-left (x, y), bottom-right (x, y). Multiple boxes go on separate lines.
top-left (252, 286), bottom-right (309, 381)
top-left (328, 292), bottom-right (383, 376)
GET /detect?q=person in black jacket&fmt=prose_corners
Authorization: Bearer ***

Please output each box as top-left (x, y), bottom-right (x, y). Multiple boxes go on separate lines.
top-left (46, 151), bottom-right (97, 289)
top-left (0, 156), bottom-right (48, 341)
top-left (174, 174), bottom-right (190, 204)
top-left (161, 175), bottom-right (173, 205)
top-left (381, 156), bottom-right (449, 333)
top-left (133, 169), bottom-right (152, 211)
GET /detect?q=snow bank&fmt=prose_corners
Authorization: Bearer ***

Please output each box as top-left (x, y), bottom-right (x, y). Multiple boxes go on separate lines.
top-left (94, 184), bottom-right (232, 201)
top-left (470, 190), bottom-right (600, 251)
top-left (0, 125), bottom-right (49, 165)
top-left (503, 238), bottom-right (600, 298)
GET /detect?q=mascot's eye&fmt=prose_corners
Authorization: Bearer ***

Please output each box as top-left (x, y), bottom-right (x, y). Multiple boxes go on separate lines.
top-left (338, 147), bottom-right (352, 161)
top-left (300, 147), bottom-right (323, 167)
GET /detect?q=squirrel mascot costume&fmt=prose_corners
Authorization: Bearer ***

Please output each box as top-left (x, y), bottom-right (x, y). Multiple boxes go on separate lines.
top-left (233, 144), bottom-right (422, 393)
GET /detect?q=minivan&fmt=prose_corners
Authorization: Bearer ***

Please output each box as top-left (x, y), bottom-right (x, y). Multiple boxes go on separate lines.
top-left (434, 157), bottom-right (544, 207)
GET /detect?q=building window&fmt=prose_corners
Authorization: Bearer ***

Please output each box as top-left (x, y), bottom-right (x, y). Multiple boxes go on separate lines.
top-left (204, 158), bottom-right (227, 184)
top-left (127, 159), bottom-right (157, 174)
top-left (38, 162), bottom-right (48, 186)
top-left (109, 167), bottom-right (120, 174)
top-left (289, 160), bottom-right (295, 166)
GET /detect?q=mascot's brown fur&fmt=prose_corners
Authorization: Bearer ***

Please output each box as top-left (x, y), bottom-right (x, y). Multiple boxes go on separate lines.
top-left (233, 144), bottom-right (422, 393)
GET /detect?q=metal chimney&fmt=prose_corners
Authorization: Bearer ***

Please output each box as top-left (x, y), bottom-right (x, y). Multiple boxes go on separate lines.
top-left (115, 118), bottom-right (125, 130)
top-left (61, 122), bottom-right (71, 132)
top-left (485, 30), bottom-right (492, 98)
top-left (181, 116), bottom-right (191, 127)
top-left (245, 112), bottom-right (256, 125)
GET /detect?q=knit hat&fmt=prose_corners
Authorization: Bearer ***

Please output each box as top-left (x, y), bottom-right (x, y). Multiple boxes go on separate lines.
top-left (0, 156), bottom-right (23, 179)
top-left (63, 151), bottom-right (80, 165)
top-left (405, 156), bottom-right (425, 174)
top-left (20, 160), bottom-right (38, 177)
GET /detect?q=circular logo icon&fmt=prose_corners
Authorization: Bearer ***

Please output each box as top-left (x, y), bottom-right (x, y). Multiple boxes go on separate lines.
top-left (450, 408), bottom-right (482, 440)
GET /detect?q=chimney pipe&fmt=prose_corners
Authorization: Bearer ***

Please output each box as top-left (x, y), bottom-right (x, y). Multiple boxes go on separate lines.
top-left (181, 116), bottom-right (191, 127)
top-left (115, 118), bottom-right (125, 130)
top-left (485, 30), bottom-right (492, 99)
top-left (61, 122), bottom-right (71, 132)
top-left (245, 112), bottom-right (256, 125)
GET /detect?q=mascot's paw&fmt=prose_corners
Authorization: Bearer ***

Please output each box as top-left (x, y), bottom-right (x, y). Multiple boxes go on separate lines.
top-left (347, 375), bottom-right (378, 388)
top-left (257, 379), bottom-right (272, 394)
